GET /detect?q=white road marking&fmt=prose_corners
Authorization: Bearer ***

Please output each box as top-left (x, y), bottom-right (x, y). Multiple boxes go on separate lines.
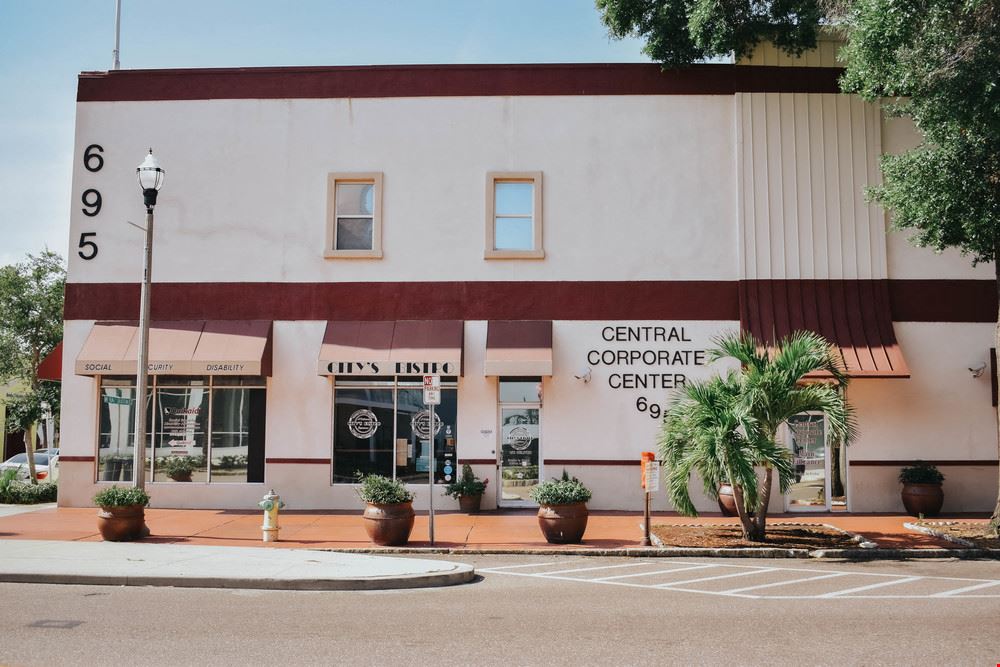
top-left (477, 561), bottom-right (559, 571)
top-left (657, 568), bottom-right (777, 588)
top-left (540, 562), bottom-right (650, 576)
top-left (593, 564), bottom-right (719, 582)
top-left (932, 580), bottom-right (1000, 597)
top-left (721, 572), bottom-right (849, 594)
top-left (819, 576), bottom-right (923, 598)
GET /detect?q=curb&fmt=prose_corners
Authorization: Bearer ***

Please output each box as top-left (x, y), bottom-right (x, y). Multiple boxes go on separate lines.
top-left (0, 566), bottom-right (476, 592)
top-left (312, 546), bottom-right (1000, 559)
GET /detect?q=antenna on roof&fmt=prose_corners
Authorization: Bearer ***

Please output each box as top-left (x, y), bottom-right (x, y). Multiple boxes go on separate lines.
top-left (112, 0), bottom-right (122, 70)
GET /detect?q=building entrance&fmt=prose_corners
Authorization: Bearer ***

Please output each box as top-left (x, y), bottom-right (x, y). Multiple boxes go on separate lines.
top-left (497, 378), bottom-right (542, 508)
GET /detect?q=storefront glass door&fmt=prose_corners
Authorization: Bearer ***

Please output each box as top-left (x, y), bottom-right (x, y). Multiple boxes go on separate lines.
top-left (785, 414), bottom-right (832, 512)
top-left (499, 407), bottom-right (541, 506)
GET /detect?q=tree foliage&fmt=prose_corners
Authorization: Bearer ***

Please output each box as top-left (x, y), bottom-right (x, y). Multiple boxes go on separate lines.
top-left (596, 0), bottom-right (825, 66)
top-left (660, 331), bottom-right (855, 541)
top-left (0, 250), bottom-right (65, 387)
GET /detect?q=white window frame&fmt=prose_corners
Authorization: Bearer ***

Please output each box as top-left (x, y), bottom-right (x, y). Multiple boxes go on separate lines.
top-left (325, 172), bottom-right (383, 259)
top-left (485, 171), bottom-right (544, 259)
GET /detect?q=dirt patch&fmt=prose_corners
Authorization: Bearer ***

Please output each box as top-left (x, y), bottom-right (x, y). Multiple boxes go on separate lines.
top-left (914, 522), bottom-right (1000, 549)
top-left (651, 523), bottom-right (858, 549)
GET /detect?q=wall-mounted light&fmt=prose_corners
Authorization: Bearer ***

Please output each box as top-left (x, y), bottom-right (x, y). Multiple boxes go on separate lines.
top-left (968, 363), bottom-right (986, 378)
top-left (574, 366), bottom-right (592, 383)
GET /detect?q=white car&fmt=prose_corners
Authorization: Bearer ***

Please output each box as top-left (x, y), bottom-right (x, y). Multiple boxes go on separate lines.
top-left (0, 449), bottom-right (59, 482)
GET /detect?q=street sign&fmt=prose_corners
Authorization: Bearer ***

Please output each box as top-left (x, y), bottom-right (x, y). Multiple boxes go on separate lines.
top-left (423, 374), bottom-right (441, 405)
top-left (644, 460), bottom-right (660, 493)
top-left (640, 451), bottom-right (656, 489)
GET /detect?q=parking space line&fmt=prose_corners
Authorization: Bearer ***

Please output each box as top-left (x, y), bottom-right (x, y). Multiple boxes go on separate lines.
top-left (540, 562), bottom-right (650, 576)
top-left (820, 576), bottom-right (922, 598)
top-left (722, 572), bottom-right (850, 594)
top-left (593, 564), bottom-right (719, 582)
top-left (657, 568), bottom-right (777, 588)
top-left (932, 580), bottom-right (1000, 597)
top-left (477, 562), bottom-right (559, 571)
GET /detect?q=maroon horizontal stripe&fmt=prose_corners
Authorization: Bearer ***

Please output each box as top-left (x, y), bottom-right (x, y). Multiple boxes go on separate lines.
top-left (64, 279), bottom-right (996, 323)
top-left (64, 281), bottom-right (738, 321)
top-left (265, 458), bottom-right (329, 465)
top-left (888, 280), bottom-right (996, 323)
top-left (59, 456), bottom-right (95, 462)
top-left (544, 459), bottom-right (638, 466)
top-left (457, 459), bottom-right (496, 465)
top-left (77, 64), bottom-right (843, 102)
top-left (850, 460), bottom-right (998, 467)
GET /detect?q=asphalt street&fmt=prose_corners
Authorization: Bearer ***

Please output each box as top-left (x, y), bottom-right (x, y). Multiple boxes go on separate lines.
top-left (0, 554), bottom-right (997, 666)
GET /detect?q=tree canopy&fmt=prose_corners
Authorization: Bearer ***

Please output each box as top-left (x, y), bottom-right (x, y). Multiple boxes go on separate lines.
top-left (0, 250), bottom-right (65, 388)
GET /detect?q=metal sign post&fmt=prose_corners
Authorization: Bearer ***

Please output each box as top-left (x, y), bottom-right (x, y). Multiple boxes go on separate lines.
top-left (640, 452), bottom-right (657, 547)
top-left (423, 375), bottom-right (441, 546)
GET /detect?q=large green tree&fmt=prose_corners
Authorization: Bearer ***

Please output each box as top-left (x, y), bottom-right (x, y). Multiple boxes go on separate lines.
top-left (661, 332), bottom-right (856, 541)
top-left (598, 0), bottom-right (1000, 535)
top-left (0, 250), bottom-right (65, 483)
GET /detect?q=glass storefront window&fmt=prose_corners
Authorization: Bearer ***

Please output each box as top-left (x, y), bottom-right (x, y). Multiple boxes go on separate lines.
top-left (333, 377), bottom-right (458, 484)
top-left (96, 376), bottom-right (266, 484)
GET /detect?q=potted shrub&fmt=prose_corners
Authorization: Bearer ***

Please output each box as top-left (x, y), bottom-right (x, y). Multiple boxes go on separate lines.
top-left (529, 470), bottom-right (592, 544)
top-left (899, 461), bottom-right (945, 516)
top-left (356, 473), bottom-right (415, 546)
top-left (443, 464), bottom-right (488, 513)
top-left (93, 485), bottom-right (150, 541)
top-left (160, 456), bottom-right (195, 482)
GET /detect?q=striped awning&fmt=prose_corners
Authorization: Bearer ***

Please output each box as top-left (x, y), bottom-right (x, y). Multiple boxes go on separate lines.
top-left (739, 280), bottom-right (909, 378)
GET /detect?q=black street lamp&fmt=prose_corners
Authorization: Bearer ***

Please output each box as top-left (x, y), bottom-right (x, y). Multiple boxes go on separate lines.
top-left (133, 149), bottom-right (165, 491)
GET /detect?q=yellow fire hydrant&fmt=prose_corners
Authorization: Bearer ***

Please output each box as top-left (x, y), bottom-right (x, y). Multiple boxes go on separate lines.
top-left (258, 489), bottom-right (285, 542)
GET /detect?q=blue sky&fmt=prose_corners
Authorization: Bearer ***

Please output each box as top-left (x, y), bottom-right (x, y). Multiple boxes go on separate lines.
top-left (0, 0), bottom-right (650, 267)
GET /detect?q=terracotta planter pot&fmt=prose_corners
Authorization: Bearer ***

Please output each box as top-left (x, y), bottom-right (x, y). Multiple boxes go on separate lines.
top-left (537, 502), bottom-right (589, 544)
top-left (169, 472), bottom-right (193, 482)
top-left (97, 504), bottom-right (147, 541)
top-left (901, 482), bottom-right (944, 517)
top-left (717, 484), bottom-right (738, 516)
top-left (458, 494), bottom-right (482, 514)
top-left (362, 501), bottom-right (415, 546)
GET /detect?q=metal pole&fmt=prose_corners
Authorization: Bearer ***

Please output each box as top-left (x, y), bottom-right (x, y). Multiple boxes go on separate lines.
top-left (428, 402), bottom-right (435, 546)
top-left (132, 207), bottom-right (153, 490)
top-left (112, 0), bottom-right (122, 70)
top-left (641, 490), bottom-right (651, 547)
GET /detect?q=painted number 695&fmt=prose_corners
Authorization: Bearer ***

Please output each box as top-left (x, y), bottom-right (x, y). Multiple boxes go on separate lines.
top-left (635, 396), bottom-right (663, 420)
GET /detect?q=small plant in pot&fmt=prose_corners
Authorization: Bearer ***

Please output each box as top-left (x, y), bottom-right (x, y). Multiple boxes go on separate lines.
top-left (899, 461), bottom-right (945, 517)
top-left (356, 473), bottom-right (415, 546)
top-left (160, 456), bottom-right (195, 482)
top-left (443, 464), bottom-right (489, 513)
top-left (93, 485), bottom-right (150, 541)
top-left (529, 470), bottom-right (592, 544)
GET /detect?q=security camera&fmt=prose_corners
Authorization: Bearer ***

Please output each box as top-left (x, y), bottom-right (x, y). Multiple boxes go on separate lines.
top-left (573, 366), bottom-right (592, 383)
top-left (968, 363), bottom-right (986, 378)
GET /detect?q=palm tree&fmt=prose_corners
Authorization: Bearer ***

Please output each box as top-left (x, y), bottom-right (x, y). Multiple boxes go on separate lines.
top-left (660, 331), bottom-right (856, 542)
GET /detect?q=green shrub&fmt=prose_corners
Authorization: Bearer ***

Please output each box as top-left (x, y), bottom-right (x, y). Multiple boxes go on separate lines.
top-left (529, 470), bottom-right (592, 505)
top-left (93, 485), bottom-right (150, 507)
top-left (0, 469), bottom-right (58, 504)
top-left (159, 456), bottom-right (196, 479)
top-left (443, 464), bottom-right (488, 499)
top-left (355, 473), bottom-right (413, 504)
top-left (899, 461), bottom-right (945, 484)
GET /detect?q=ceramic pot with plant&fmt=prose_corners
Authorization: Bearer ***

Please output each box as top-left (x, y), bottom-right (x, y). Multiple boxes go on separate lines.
top-left (443, 464), bottom-right (488, 513)
top-left (529, 470), bottom-right (592, 544)
top-left (356, 473), bottom-right (415, 546)
top-left (94, 485), bottom-right (150, 541)
top-left (160, 456), bottom-right (195, 482)
top-left (899, 461), bottom-right (945, 516)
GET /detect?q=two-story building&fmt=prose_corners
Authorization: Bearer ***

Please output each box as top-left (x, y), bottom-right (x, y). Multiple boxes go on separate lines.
top-left (56, 41), bottom-right (999, 513)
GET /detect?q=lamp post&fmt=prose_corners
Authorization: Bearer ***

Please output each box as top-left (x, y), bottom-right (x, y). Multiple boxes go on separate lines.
top-left (133, 149), bottom-right (165, 491)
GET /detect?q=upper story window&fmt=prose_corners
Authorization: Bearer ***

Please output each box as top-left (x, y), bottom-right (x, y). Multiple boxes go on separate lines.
top-left (325, 173), bottom-right (383, 258)
top-left (485, 172), bottom-right (544, 259)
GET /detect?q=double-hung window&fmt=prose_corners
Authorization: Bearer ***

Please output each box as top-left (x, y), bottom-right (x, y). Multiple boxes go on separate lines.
top-left (326, 172), bottom-right (383, 258)
top-left (485, 172), bottom-right (544, 259)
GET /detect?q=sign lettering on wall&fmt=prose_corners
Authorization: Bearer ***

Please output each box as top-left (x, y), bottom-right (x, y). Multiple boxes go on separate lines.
top-left (586, 325), bottom-right (712, 420)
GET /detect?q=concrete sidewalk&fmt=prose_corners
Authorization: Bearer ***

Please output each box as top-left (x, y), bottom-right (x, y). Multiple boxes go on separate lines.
top-left (0, 539), bottom-right (474, 591)
top-left (0, 505), bottom-right (988, 550)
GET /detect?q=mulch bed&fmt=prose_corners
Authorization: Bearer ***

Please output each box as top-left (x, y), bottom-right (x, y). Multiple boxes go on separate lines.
top-left (914, 522), bottom-right (1000, 549)
top-left (651, 523), bottom-right (858, 549)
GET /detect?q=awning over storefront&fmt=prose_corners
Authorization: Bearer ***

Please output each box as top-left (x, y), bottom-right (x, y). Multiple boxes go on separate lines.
top-left (740, 280), bottom-right (909, 378)
top-left (318, 320), bottom-right (464, 376)
top-left (484, 320), bottom-right (553, 376)
top-left (75, 320), bottom-right (273, 376)
top-left (37, 342), bottom-right (63, 381)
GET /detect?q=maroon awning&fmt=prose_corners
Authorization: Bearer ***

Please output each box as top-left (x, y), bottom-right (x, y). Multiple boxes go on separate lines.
top-left (319, 320), bottom-right (464, 376)
top-left (485, 321), bottom-right (553, 376)
top-left (37, 342), bottom-right (63, 382)
top-left (740, 280), bottom-right (909, 378)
